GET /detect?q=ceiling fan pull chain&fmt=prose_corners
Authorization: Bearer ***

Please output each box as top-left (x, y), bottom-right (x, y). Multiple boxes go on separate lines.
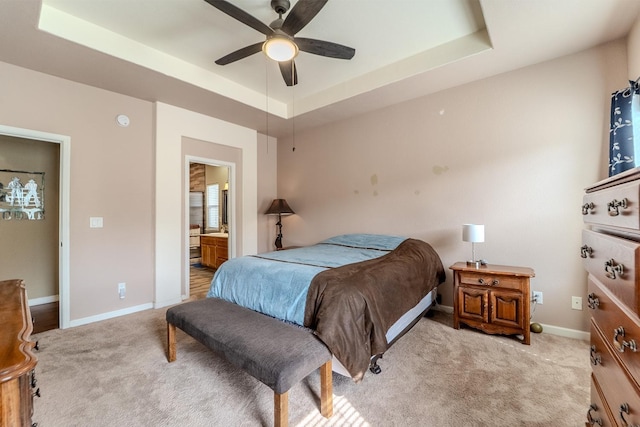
top-left (265, 57), bottom-right (270, 150)
top-left (292, 75), bottom-right (296, 152)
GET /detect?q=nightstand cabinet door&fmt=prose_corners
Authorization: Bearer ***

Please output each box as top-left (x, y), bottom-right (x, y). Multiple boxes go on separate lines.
top-left (457, 286), bottom-right (489, 323)
top-left (490, 290), bottom-right (524, 329)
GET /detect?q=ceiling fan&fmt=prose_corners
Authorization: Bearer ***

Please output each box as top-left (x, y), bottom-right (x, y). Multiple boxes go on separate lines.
top-left (204, 0), bottom-right (356, 86)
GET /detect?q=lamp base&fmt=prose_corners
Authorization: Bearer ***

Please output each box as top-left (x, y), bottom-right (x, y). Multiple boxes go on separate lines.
top-left (466, 260), bottom-right (482, 268)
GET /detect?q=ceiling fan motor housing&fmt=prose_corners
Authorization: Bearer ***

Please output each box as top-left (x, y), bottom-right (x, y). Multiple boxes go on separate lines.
top-left (271, 0), bottom-right (290, 16)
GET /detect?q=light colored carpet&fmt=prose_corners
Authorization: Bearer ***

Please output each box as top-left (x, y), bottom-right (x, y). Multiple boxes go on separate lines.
top-left (32, 308), bottom-right (589, 426)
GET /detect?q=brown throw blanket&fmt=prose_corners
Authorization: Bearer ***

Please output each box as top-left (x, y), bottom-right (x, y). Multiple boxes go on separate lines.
top-left (303, 238), bottom-right (445, 381)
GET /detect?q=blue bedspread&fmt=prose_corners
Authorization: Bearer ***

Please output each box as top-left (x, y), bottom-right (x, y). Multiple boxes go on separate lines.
top-left (207, 234), bottom-right (406, 325)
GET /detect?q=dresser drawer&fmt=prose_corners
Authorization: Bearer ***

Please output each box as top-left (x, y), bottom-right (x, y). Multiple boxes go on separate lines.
top-left (588, 374), bottom-right (614, 427)
top-left (590, 320), bottom-right (640, 426)
top-left (458, 271), bottom-right (524, 291)
top-left (583, 180), bottom-right (640, 230)
top-left (582, 229), bottom-right (640, 314)
top-left (588, 276), bottom-right (640, 388)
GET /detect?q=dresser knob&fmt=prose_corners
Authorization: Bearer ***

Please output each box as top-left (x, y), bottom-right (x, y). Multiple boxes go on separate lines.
top-left (587, 293), bottom-right (600, 309)
top-left (582, 202), bottom-right (595, 215)
top-left (608, 198), bottom-right (628, 216)
top-left (477, 278), bottom-right (499, 286)
top-left (587, 403), bottom-right (603, 426)
top-left (614, 326), bottom-right (638, 353)
top-left (604, 259), bottom-right (624, 279)
top-left (590, 345), bottom-right (602, 365)
top-left (580, 245), bottom-right (593, 258)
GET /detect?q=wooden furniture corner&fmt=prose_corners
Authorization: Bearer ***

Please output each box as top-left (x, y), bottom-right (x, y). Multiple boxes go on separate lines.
top-left (1, 279), bottom-right (39, 427)
top-left (450, 262), bottom-right (535, 345)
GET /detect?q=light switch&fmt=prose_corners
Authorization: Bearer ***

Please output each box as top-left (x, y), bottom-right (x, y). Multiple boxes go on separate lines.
top-left (90, 217), bottom-right (103, 228)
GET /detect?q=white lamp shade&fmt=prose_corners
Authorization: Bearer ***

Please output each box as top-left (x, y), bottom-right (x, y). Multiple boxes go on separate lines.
top-left (462, 224), bottom-right (485, 243)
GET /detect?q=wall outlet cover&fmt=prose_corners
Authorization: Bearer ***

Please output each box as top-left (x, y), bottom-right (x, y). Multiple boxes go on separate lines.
top-left (571, 296), bottom-right (582, 310)
top-left (532, 291), bottom-right (543, 304)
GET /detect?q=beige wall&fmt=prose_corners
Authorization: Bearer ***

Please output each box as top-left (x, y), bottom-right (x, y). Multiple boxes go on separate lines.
top-left (628, 13), bottom-right (640, 79)
top-left (0, 34), bottom-right (632, 330)
top-left (0, 135), bottom-right (59, 299)
top-left (257, 133), bottom-right (279, 253)
top-left (0, 61), bottom-right (155, 321)
top-left (277, 40), bottom-right (629, 333)
top-left (0, 61), bottom-right (277, 325)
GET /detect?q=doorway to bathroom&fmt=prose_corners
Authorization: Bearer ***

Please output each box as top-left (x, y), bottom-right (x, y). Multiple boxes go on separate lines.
top-left (188, 161), bottom-right (230, 300)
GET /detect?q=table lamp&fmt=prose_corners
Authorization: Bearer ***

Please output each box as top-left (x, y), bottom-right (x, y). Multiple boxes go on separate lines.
top-left (463, 224), bottom-right (484, 268)
top-left (265, 199), bottom-right (295, 250)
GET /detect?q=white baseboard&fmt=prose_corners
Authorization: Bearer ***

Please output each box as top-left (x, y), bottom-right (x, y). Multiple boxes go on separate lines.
top-left (433, 304), bottom-right (588, 341)
top-left (154, 297), bottom-right (183, 309)
top-left (433, 304), bottom-right (453, 314)
top-left (29, 295), bottom-right (59, 306)
top-left (537, 323), bottom-right (589, 341)
top-left (68, 303), bottom-right (154, 328)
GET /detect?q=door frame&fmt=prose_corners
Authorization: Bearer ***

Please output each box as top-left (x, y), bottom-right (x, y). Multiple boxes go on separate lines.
top-left (0, 124), bottom-right (71, 329)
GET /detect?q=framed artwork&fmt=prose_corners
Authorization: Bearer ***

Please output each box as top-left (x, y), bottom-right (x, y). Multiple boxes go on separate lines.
top-left (0, 169), bottom-right (45, 220)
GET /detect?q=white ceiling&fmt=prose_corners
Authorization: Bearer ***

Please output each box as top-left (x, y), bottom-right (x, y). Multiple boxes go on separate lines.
top-left (1, 0), bottom-right (640, 138)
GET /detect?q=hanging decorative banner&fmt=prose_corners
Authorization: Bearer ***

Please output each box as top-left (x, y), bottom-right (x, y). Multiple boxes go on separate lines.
top-left (609, 78), bottom-right (640, 176)
top-left (0, 169), bottom-right (45, 220)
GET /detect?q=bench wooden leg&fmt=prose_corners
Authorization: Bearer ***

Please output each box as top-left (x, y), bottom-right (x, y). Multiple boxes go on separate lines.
top-left (320, 360), bottom-right (333, 418)
top-left (167, 322), bottom-right (176, 362)
top-left (274, 391), bottom-right (288, 427)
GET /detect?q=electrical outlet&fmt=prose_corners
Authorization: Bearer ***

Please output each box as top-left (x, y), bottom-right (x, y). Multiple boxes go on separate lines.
top-left (118, 282), bottom-right (126, 299)
top-left (572, 296), bottom-right (583, 310)
top-left (532, 291), bottom-right (543, 304)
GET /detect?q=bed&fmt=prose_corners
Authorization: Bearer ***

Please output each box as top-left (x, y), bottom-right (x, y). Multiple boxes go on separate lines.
top-left (207, 233), bottom-right (445, 381)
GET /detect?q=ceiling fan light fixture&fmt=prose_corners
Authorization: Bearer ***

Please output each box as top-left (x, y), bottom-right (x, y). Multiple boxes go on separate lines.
top-left (263, 36), bottom-right (298, 62)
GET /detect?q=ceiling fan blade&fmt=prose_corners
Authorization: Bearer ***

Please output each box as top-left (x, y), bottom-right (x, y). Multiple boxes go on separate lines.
top-left (204, 0), bottom-right (274, 36)
top-left (295, 37), bottom-right (355, 60)
top-left (215, 42), bottom-right (264, 65)
top-left (281, 0), bottom-right (328, 35)
top-left (279, 60), bottom-right (298, 86)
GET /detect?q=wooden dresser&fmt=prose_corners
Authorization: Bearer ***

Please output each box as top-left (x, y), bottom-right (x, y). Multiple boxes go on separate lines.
top-left (582, 168), bottom-right (640, 426)
top-left (0, 279), bottom-right (38, 427)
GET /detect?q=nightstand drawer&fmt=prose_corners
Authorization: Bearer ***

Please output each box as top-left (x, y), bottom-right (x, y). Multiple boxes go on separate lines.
top-left (458, 271), bottom-right (523, 291)
top-left (588, 276), bottom-right (640, 388)
top-left (582, 229), bottom-right (640, 314)
top-left (583, 180), bottom-right (640, 230)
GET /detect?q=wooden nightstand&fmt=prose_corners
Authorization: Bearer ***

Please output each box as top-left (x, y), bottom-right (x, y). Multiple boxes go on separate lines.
top-left (450, 262), bottom-right (535, 344)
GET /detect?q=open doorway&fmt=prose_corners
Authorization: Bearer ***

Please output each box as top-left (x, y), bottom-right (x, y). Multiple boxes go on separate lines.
top-left (0, 125), bottom-right (70, 331)
top-left (187, 161), bottom-right (230, 300)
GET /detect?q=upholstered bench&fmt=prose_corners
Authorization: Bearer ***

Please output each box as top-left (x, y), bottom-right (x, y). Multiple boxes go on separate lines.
top-left (166, 298), bottom-right (333, 427)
